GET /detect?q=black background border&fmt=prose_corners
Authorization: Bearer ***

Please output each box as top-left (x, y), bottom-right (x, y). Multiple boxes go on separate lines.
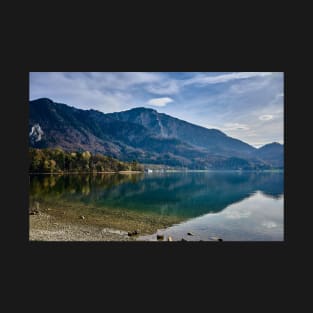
top-left (3, 9), bottom-right (301, 307)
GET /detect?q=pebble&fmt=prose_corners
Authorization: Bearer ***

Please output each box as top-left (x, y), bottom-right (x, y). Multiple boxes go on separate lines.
top-left (128, 230), bottom-right (139, 236)
top-left (210, 236), bottom-right (223, 241)
top-left (79, 215), bottom-right (85, 220)
top-left (187, 232), bottom-right (194, 236)
top-left (157, 234), bottom-right (164, 240)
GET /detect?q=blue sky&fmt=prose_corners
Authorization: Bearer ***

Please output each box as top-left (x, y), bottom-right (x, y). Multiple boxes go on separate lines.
top-left (29, 72), bottom-right (284, 147)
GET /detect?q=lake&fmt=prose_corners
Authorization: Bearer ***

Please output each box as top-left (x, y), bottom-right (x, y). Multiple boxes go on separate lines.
top-left (29, 171), bottom-right (284, 241)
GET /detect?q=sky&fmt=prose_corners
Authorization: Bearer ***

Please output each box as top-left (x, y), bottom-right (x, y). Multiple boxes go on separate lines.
top-left (29, 72), bottom-right (284, 148)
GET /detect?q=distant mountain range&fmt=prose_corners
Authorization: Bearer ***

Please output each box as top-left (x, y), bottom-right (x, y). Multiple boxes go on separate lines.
top-left (29, 98), bottom-right (284, 169)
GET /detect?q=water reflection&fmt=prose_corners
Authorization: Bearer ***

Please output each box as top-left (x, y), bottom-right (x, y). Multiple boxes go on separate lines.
top-left (142, 191), bottom-right (284, 241)
top-left (29, 171), bottom-right (283, 219)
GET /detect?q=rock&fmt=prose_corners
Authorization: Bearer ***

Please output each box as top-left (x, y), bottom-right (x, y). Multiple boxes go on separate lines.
top-left (181, 238), bottom-right (187, 241)
top-left (29, 209), bottom-right (39, 215)
top-left (168, 236), bottom-right (173, 241)
top-left (128, 230), bottom-right (139, 236)
top-left (79, 215), bottom-right (85, 220)
top-left (210, 236), bottom-right (223, 241)
top-left (157, 234), bottom-right (164, 240)
top-left (187, 232), bottom-right (193, 236)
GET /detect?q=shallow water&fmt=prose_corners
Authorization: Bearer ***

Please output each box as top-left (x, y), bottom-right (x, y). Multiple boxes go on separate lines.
top-left (29, 171), bottom-right (284, 241)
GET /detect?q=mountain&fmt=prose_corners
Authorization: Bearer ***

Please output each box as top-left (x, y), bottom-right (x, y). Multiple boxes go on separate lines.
top-left (29, 98), bottom-right (283, 169)
top-left (254, 142), bottom-right (284, 168)
top-left (107, 108), bottom-right (255, 157)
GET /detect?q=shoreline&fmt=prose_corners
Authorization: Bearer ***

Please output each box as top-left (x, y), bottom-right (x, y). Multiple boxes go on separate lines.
top-left (29, 201), bottom-right (184, 241)
top-left (29, 169), bottom-right (283, 175)
top-left (29, 171), bottom-right (143, 175)
top-left (29, 213), bottom-right (135, 241)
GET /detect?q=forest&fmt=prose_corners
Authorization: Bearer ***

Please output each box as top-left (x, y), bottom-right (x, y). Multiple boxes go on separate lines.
top-left (29, 148), bottom-right (143, 173)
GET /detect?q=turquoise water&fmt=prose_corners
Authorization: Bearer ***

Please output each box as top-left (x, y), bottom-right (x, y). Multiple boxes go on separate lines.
top-left (29, 171), bottom-right (284, 241)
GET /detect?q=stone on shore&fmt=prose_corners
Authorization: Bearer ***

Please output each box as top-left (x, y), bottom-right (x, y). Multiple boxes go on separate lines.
top-left (157, 234), bottom-right (164, 240)
top-left (128, 230), bottom-right (139, 236)
top-left (210, 236), bottom-right (223, 241)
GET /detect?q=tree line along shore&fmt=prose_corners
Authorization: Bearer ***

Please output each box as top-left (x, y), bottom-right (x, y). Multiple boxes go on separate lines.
top-left (29, 148), bottom-right (143, 173)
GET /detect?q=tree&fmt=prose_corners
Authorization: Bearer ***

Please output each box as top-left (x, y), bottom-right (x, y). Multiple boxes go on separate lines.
top-left (81, 151), bottom-right (91, 171)
top-left (28, 148), bottom-right (143, 173)
top-left (43, 160), bottom-right (50, 172)
top-left (50, 159), bottom-right (56, 172)
top-left (29, 148), bottom-right (44, 172)
top-left (131, 160), bottom-right (138, 171)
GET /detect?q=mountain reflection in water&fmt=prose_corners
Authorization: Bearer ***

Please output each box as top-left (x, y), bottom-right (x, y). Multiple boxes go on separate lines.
top-left (29, 171), bottom-right (283, 219)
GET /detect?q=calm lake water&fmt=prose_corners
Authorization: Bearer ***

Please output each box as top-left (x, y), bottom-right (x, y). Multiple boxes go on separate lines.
top-left (29, 171), bottom-right (284, 241)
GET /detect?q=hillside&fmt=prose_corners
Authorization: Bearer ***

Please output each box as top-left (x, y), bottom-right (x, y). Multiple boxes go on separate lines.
top-left (29, 98), bottom-right (283, 169)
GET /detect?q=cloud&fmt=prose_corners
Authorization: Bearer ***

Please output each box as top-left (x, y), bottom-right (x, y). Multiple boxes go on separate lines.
top-left (30, 72), bottom-right (173, 112)
top-left (183, 72), bottom-right (273, 86)
top-left (61, 72), bottom-right (162, 90)
top-left (230, 77), bottom-right (272, 94)
top-left (29, 72), bottom-right (284, 147)
top-left (225, 210), bottom-right (251, 219)
top-left (146, 80), bottom-right (180, 95)
top-left (29, 72), bottom-right (133, 113)
top-left (222, 123), bottom-right (250, 131)
top-left (146, 97), bottom-right (174, 107)
top-left (259, 114), bottom-right (273, 121)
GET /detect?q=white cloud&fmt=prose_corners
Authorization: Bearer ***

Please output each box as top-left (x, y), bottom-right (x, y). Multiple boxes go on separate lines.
top-left (222, 123), bottom-right (250, 131)
top-left (225, 210), bottom-right (251, 219)
top-left (259, 114), bottom-right (273, 121)
top-left (146, 97), bottom-right (174, 107)
top-left (29, 72), bottom-right (284, 147)
top-left (29, 72), bottom-right (133, 113)
top-left (183, 72), bottom-right (273, 86)
top-left (146, 80), bottom-right (180, 95)
top-left (61, 72), bottom-right (162, 90)
top-left (230, 77), bottom-right (271, 94)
